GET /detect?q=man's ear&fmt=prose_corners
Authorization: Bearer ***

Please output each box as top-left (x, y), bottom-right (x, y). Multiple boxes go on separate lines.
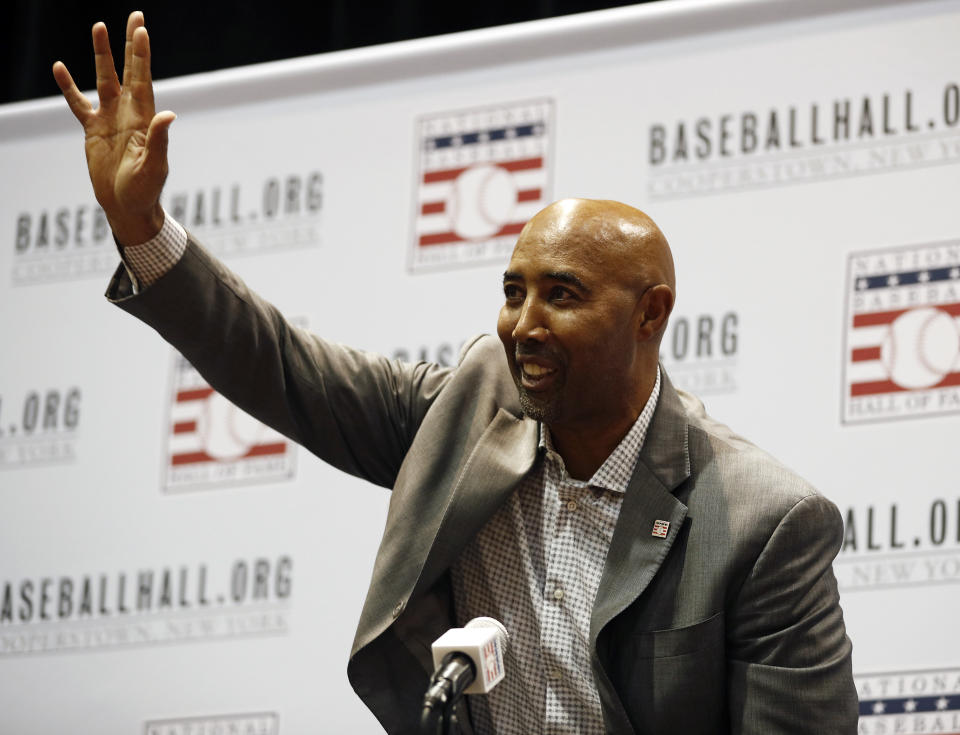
top-left (636, 284), bottom-right (675, 341)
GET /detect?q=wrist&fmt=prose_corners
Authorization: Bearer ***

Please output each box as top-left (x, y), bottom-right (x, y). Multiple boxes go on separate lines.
top-left (109, 205), bottom-right (166, 248)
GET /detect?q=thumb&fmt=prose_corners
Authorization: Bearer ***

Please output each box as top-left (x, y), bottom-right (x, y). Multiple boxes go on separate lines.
top-left (142, 110), bottom-right (176, 176)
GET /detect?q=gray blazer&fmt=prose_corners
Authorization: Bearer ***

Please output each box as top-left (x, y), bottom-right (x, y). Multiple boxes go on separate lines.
top-left (108, 238), bottom-right (858, 734)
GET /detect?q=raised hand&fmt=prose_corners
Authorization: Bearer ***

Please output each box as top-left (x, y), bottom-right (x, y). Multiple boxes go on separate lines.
top-left (53, 11), bottom-right (175, 246)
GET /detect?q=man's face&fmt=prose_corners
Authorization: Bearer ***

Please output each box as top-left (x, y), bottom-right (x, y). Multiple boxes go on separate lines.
top-left (497, 212), bottom-right (644, 430)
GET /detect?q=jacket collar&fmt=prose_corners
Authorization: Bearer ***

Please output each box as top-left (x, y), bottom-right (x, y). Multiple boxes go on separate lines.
top-left (589, 369), bottom-right (692, 733)
top-left (591, 368), bottom-right (692, 641)
top-left (413, 408), bottom-right (539, 599)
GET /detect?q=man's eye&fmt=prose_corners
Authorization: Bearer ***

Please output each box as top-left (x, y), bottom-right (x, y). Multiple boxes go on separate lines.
top-left (549, 286), bottom-right (574, 301)
top-left (503, 284), bottom-right (523, 300)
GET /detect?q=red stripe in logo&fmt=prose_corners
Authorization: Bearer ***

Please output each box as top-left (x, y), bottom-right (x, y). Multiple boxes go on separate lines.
top-left (176, 387), bottom-right (215, 402)
top-left (850, 371), bottom-right (960, 397)
top-left (418, 221), bottom-right (528, 247)
top-left (853, 302), bottom-right (960, 328)
top-left (421, 201), bottom-right (446, 215)
top-left (851, 347), bottom-right (882, 363)
top-left (516, 188), bottom-right (541, 202)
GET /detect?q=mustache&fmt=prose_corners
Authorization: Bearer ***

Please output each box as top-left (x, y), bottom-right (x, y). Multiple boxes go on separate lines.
top-left (515, 344), bottom-right (562, 362)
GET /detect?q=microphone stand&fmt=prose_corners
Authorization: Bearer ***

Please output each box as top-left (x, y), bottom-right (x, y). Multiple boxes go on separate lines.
top-left (420, 653), bottom-right (475, 735)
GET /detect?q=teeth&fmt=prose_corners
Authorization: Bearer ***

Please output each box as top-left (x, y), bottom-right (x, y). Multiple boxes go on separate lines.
top-left (522, 364), bottom-right (554, 377)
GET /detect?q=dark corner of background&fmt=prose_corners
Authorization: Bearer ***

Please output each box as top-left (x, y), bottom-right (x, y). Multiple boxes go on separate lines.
top-left (3, 0), bottom-right (653, 107)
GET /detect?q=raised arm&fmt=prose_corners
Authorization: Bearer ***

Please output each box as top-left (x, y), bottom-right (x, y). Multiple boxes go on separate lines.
top-left (53, 11), bottom-right (174, 247)
top-left (55, 12), bottom-right (460, 487)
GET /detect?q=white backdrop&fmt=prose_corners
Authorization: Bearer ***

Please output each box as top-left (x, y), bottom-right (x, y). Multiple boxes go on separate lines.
top-left (2, 0), bottom-right (959, 732)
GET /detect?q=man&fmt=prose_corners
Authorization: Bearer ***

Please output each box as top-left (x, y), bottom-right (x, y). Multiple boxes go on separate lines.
top-left (54, 12), bottom-right (858, 734)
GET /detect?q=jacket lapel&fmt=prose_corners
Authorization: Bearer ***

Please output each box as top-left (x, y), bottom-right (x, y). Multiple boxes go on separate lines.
top-left (590, 371), bottom-right (691, 644)
top-left (589, 372), bottom-right (692, 733)
top-left (414, 408), bottom-right (539, 598)
top-left (351, 404), bottom-right (538, 664)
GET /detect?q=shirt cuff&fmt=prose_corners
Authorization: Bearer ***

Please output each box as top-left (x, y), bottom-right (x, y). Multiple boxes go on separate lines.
top-left (119, 210), bottom-right (188, 292)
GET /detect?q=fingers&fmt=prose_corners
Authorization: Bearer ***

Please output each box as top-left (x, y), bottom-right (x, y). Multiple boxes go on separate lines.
top-left (52, 61), bottom-right (93, 124)
top-left (128, 25), bottom-right (156, 113)
top-left (122, 11), bottom-right (145, 88)
top-left (91, 22), bottom-right (121, 104)
top-left (142, 111), bottom-right (176, 178)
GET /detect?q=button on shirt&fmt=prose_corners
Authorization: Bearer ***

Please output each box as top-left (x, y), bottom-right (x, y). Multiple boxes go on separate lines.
top-left (451, 370), bottom-right (661, 735)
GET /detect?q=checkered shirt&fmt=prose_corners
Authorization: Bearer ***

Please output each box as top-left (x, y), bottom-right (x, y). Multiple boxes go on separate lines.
top-left (116, 210), bottom-right (187, 292)
top-left (452, 370), bottom-right (661, 735)
top-left (122, 213), bottom-right (664, 733)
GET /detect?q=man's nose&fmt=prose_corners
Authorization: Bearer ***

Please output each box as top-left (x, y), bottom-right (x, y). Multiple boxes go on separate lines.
top-left (512, 298), bottom-right (548, 343)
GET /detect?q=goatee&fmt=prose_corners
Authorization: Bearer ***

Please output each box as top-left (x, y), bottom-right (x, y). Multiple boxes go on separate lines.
top-left (517, 386), bottom-right (559, 423)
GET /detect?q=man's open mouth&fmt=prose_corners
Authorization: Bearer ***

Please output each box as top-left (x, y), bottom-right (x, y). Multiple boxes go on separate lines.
top-left (521, 363), bottom-right (555, 378)
top-left (518, 361), bottom-right (558, 389)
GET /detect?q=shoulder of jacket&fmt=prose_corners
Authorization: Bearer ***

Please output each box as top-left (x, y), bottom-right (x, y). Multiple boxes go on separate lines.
top-left (678, 389), bottom-right (824, 513)
top-left (457, 334), bottom-right (500, 365)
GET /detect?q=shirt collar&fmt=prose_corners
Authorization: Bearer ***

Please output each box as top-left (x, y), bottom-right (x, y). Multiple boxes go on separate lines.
top-left (539, 367), bottom-right (661, 494)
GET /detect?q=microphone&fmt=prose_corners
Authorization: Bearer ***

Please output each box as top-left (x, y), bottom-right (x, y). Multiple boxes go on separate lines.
top-left (431, 616), bottom-right (509, 694)
top-left (420, 617), bottom-right (509, 734)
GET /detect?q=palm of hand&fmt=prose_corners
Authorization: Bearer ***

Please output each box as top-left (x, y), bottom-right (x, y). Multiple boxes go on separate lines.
top-left (85, 102), bottom-right (154, 215)
top-left (54, 11), bottom-right (173, 246)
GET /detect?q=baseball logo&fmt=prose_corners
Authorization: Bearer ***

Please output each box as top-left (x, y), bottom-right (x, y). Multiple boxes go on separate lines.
top-left (881, 307), bottom-right (960, 389)
top-left (844, 241), bottom-right (960, 423)
top-left (449, 163), bottom-right (518, 241)
top-left (166, 353), bottom-right (296, 491)
top-left (411, 99), bottom-right (553, 271)
top-left (197, 392), bottom-right (267, 461)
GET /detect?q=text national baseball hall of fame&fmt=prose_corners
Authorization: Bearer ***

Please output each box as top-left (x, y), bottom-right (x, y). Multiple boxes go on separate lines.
top-left (843, 240), bottom-right (960, 424)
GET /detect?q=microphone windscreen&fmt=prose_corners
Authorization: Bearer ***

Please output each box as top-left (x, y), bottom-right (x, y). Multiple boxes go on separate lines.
top-left (431, 617), bottom-right (509, 694)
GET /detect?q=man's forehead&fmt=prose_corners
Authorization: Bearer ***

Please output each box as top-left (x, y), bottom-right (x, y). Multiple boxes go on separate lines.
top-left (506, 237), bottom-right (586, 274)
top-left (508, 226), bottom-right (630, 275)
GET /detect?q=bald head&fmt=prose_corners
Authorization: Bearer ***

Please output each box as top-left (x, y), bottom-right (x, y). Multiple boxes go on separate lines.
top-left (521, 198), bottom-right (676, 299)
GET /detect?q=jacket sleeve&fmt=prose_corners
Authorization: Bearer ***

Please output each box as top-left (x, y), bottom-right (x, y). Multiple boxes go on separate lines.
top-left (726, 492), bottom-right (858, 734)
top-left (106, 236), bottom-right (453, 489)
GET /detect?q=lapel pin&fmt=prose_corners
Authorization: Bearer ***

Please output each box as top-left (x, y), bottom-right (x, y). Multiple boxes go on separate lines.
top-left (651, 520), bottom-right (670, 538)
